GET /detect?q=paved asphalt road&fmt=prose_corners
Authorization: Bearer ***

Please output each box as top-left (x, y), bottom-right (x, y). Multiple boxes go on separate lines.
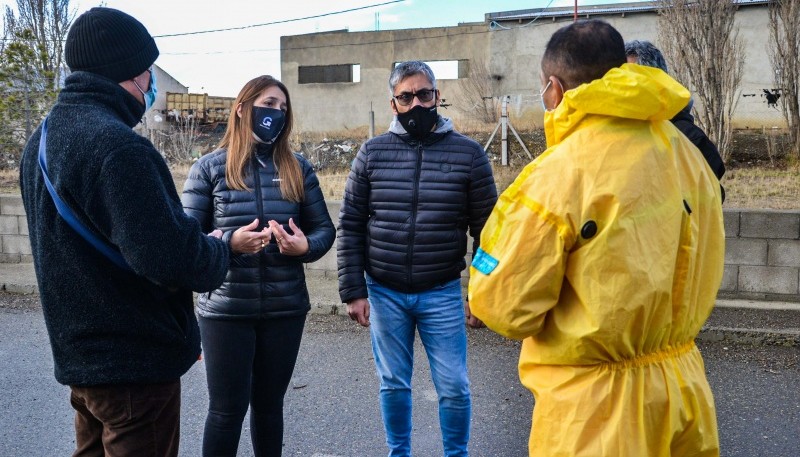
top-left (1, 293), bottom-right (798, 457)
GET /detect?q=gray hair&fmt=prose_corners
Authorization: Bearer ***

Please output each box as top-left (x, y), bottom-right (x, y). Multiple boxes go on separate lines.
top-left (624, 40), bottom-right (668, 73)
top-left (388, 60), bottom-right (436, 96)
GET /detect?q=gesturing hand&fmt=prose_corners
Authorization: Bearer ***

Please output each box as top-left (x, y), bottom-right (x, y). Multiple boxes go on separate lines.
top-left (268, 218), bottom-right (309, 256)
top-left (230, 219), bottom-right (271, 255)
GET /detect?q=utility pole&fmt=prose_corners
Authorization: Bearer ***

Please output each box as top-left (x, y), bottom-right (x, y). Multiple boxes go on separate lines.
top-left (368, 101), bottom-right (375, 139)
top-left (483, 95), bottom-right (532, 166)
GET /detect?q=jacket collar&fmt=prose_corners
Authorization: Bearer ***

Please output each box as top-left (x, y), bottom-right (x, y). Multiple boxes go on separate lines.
top-left (388, 115), bottom-right (453, 145)
top-left (57, 71), bottom-right (145, 128)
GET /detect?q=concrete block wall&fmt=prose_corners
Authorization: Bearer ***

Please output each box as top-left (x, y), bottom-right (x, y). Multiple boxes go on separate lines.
top-left (2, 194), bottom-right (798, 302)
top-left (0, 195), bottom-right (32, 264)
top-left (720, 209), bottom-right (800, 302)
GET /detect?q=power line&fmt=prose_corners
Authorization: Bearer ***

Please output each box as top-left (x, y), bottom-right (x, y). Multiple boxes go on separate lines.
top-left (152, 0), bottom-right (405, 38)
top-left (0, 0), bottom-right (405, 42)
top-left (488, 0), bottom-right (557, 30)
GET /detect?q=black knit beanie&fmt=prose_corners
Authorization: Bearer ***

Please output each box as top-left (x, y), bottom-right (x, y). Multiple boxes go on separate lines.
top-left (65, 7), bottom-right (159, 83)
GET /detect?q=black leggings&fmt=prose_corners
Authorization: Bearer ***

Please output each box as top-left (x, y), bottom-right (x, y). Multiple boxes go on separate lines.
top-left (199, 314), bottom-right (306, 457)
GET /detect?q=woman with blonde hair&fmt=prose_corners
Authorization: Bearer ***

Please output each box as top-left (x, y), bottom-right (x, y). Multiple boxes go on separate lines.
top-left (182, 75), bottom-right (335, 456)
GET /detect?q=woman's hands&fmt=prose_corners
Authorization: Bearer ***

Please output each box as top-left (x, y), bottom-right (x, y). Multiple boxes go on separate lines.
top-left (269, 218), bottom-right (309, 256)
top-left (226, 218), bottom-right (309, 256)
top-left (230, 219), bottom-right (272, 254)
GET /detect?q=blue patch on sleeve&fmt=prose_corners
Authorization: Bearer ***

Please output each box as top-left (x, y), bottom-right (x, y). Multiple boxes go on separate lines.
top-left (471, 248), bottom-right (499, 275)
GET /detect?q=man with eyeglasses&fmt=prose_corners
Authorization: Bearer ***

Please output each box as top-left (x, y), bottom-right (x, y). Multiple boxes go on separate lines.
top-left (337, 60), bottom-right (497, 456)
top-left (19, 7), bottom-right (231, 456)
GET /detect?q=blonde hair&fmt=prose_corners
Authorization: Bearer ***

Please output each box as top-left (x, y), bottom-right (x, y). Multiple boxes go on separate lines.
top-left (220, 75), bottom-right (303, 202)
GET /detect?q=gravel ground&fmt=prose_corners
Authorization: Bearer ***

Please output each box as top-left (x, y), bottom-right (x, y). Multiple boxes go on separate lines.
top-left (2, 292), bottom-right (798, 456)
top-left (705, 306), bottom-right (800, 331)
top-left (0, 292), bottom-right (40, 311)
top-left (7, 291), bottom-right (798, 331)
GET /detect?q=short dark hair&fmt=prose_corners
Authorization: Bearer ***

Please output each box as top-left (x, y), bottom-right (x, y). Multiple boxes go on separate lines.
top-left (541, 20), bottom-right (626, 90)
top-left (624, 40), bottom-right (668, 73)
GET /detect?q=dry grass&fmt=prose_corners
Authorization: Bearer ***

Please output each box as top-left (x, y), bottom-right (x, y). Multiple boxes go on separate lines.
top-left (0, 168), bottom-right (19, 193)
top-left (165, 162), bottom-right (510, 201)
top-left (316, 162), bottom-right (800, 210)
top-left (290, 126), bottom-right (371, 147)
top-left (721, 164), bottom-right (800, 209)
top-left (170, 163), bottom-right (192, 193)
top-left (317, 172), bottom-right (349, 200)
top-left (4, 159), bottom-right (799, 211)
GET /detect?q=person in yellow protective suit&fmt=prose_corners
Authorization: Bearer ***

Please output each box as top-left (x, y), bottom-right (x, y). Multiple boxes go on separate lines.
top-left (468, 20), bottom-right (724, 457)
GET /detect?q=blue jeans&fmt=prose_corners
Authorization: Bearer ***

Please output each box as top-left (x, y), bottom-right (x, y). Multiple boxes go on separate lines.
top-left (367, 275), bottom-right (471, 457)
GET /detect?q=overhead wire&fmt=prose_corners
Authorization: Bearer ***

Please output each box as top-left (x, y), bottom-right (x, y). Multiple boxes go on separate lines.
top-left (4, 0), bottom-right (563, 55)
top-left (0, 0), bottom-right (405, 41)
top-left (488, 0), bottom-right (557, 30)
top-left (152, 0), bottom-right (405, 38)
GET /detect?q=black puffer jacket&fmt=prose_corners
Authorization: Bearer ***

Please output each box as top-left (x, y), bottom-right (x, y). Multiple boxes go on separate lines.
top-left (671, 103), bottom-right (726, 202)
top-left (337, 117), bottom-right (497, 303)
top-left (182, 146), bottom-right (335, 318)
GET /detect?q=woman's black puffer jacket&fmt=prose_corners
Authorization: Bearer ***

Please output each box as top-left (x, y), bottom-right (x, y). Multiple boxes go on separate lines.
top-left (182, 146), bottom-right (335, 319)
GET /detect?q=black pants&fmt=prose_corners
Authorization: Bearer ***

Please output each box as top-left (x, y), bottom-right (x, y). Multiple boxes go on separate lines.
top-left (199, 314), bottom-right (306, 457)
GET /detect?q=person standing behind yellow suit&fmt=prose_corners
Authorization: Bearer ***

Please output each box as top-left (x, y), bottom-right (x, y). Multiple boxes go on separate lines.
top-left (468, 20), bottom-right (724, 457)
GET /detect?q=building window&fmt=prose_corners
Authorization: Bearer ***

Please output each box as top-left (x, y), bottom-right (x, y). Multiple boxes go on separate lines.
top-left (299, 64), bottom-right (361, 84)
top-left (394, 60), bottom-right (468, 80)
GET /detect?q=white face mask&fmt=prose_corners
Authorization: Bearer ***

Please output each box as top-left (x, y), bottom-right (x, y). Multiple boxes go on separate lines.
top-left (539, 80), bottom-right (552, 111)
top-left (539, 77), bottom-right (564, 112)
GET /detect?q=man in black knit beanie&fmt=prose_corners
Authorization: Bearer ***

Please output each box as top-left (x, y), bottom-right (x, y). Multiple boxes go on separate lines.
top-left (19, 8), bottom-right (234, 456)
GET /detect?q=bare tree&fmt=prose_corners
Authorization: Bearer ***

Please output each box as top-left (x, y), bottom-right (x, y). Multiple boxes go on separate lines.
top-left (767, 0), bottom-right (800, 160)
top-left (0, 28), bottom-right (59, 164)
top-left (457, 57), bottom-right (499, 124)
top-left (166, 116), bottom-right (201, 164)
top-left (0, 1), bottom-right (73, 164)
top-left (657, 0), bottom-right (745, 162)
top-left (5, 0), bottom-right (74, 86)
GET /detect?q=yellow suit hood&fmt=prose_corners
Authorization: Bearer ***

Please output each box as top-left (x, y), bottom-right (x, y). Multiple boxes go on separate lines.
top-left (545, 63), bottom-right (691, 147)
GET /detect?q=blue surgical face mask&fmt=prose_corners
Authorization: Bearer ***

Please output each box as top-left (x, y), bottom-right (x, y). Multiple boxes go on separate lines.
top-left (134, 69), bottom-right (158, 111)
top-left (251, 106), bottom-right (286, 144)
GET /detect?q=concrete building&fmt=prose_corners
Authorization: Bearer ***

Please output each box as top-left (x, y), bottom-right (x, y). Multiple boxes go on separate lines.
top-left (140, 64), bottom-right (188, 131)
top-left (281, 0), bottom-right (781, 134)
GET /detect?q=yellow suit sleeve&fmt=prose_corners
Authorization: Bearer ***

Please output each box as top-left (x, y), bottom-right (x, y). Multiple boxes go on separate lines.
top-left (468, 190), bottom-right (570, 341)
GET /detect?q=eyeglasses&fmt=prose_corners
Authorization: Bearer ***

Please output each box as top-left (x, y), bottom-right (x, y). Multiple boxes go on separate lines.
top-left (393, 88), bottom-right (436, 106)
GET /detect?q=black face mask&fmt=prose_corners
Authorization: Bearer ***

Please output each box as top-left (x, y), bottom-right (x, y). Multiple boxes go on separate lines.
top-left (251, 106), bottom-right (285, 144)
top-left (396, 104), bottom-right (438, 140)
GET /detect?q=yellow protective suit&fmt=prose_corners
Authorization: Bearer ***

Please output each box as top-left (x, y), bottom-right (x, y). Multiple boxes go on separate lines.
top-left (468, 64), bottom-right (724, 457)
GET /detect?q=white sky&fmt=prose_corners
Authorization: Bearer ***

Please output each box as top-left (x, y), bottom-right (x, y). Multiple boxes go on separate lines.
top-left (1, 0), bottom-right (643, 96)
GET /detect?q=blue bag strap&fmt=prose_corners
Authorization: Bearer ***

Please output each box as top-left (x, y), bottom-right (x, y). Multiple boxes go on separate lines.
top-left (37, 117), bottom-right (134, 272)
